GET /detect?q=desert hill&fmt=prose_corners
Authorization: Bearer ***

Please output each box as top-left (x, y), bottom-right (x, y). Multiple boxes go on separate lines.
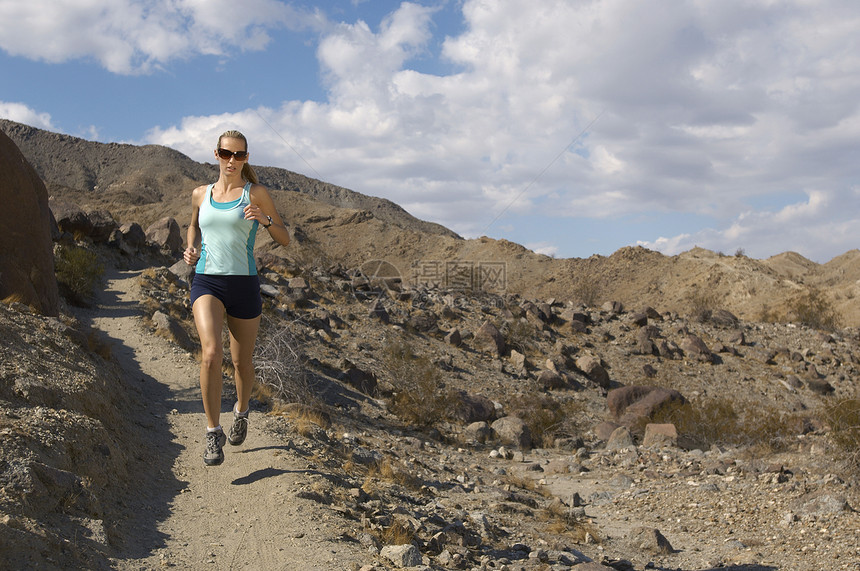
top-left (2, 118), bottom-right (859, 329)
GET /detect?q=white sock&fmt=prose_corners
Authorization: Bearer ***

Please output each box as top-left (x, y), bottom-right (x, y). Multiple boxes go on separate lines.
top-left (234, 404), bottom-right (249, 416)
top-left (207, 425), bottom-right (222, 433)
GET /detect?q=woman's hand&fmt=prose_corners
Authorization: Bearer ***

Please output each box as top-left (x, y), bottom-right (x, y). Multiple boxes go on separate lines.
top-left (184, 246), bottom-right (200, 266)
top-left (244, 203), bottom-right (268, 225)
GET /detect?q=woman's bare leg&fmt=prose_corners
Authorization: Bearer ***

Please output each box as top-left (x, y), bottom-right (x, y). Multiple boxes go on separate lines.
top-left (192, 295), bottom-right (226, 429)
top-left (226, 313), bottom-right (261, 413)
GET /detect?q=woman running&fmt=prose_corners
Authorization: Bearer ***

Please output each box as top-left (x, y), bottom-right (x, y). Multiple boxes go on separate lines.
top-left (183, 130), bottom-right (290, 466)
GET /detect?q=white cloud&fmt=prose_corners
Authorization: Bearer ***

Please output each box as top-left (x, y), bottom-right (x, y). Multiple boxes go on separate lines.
top-left (0, 0), bottom-right (309, 74)
top-left (0, 102), bottom-right (55, 130)
top-left (525, 242), bottom-right (559, 258)
top-left (136, 0), bottom-right (860, 260)
top-left (639, 189), bottom-right (860, 262)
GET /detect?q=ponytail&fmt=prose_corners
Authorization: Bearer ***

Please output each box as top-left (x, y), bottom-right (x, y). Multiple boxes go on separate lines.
top-left (242, 163), bottom-right (258, 184)
top-left (217, 130), bottom-right (258, 184)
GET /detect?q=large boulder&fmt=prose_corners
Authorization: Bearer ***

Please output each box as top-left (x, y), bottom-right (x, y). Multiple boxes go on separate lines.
top-left (450, 390), bottom-right (496, 423)
top-left (145, 216), bottom-right (182, 255)
top-left (576, 353), bottom-right (610, 388)
top-left (0, 130), bottom-right (59, 315)
top-left (491, 416), bottom-right (532, 449)
top-left (50, 198), bottom-right (92, 238)
top-left (475, 321), bottom-right (506, 357)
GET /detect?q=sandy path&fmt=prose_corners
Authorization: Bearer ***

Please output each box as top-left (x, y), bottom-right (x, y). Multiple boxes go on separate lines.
top-left (78, 268), bottom-right (369, 570)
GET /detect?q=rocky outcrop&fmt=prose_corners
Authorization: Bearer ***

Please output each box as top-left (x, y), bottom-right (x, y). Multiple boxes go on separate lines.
top-left (145, 216), bottom-right (182, 255)
top-left (0, 130), bottom-right (59, 315)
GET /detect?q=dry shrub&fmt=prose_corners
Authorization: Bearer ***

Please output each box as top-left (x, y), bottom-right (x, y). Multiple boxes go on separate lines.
top-left (254, 316), bottom-right (318, 406)
top-left (645, 397), bottom-right (800, 451)
top-left (821, 399), bottom-right (860, 474)
top-left (378, 518), bottom-right (416, 546)
top-left (502, 317), bottom-right (538, 356)
top-left (541, 502), bottom-right (602, 544)
top-left (509, 395), bottom-right (586, 449)
top-left (684, 286), bottom-right (720, 322)
top-left (364, 459), bottom-right (422, 492)
top-left (789, 287), bottom-right (841, 331)
top-left (268, 402), bottom-right (330, 437)
top-left (383, 337), bottom-right (456, 427)
top-left (572, 275), bottom-right (601, 307)
top-left (756, 304), bottom-right (781, 324)
top-left (55, 245), bottom-right (104, 305)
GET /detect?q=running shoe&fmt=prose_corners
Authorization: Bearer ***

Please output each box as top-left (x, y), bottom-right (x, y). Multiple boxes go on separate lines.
top-left (203, 427), bottom-right (226, 466)
top-left (228, 409), bottom-right (249, 446)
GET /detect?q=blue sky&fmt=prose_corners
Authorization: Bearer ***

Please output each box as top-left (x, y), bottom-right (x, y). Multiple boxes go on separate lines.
top-left (2, 0), bottom-right (860, 263)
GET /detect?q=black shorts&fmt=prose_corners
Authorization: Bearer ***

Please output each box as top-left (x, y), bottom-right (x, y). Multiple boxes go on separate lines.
top-left (190, 274), bottom-right (262, 319)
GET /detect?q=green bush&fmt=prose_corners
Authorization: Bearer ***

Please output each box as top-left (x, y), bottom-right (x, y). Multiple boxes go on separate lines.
top-left (54, 245), bottom-right (104, 305)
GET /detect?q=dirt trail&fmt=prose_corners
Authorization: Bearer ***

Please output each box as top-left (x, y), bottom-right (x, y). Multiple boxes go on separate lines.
top-left (79, 268), bottom-right (370, 570)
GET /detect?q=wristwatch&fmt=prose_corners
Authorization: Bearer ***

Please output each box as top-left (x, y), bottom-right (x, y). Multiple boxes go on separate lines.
top-left (263, 215), bottom-right (273, 228)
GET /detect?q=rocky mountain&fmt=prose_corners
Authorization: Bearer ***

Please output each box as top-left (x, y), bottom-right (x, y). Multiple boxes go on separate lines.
top-left (3, 118), bottom-right (860, 329)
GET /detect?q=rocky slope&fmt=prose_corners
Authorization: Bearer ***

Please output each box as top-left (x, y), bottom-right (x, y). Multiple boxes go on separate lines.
top-left (3, 118), bottom-right (860, 328)
top-left (2, 228), bottom-right (858, 569)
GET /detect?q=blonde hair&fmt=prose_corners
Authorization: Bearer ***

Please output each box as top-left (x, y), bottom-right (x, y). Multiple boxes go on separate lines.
top-left (217, 130), bottom-right (258, 184)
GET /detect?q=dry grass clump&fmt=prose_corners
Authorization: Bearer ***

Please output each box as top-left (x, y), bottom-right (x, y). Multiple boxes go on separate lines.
top-left (820, 398), bottom-right (860, 475)
top-left (378, 519), bottom-right (416, 546)
top-left (2, 293), bottom-right (26, 305)
top-left (362, 458), bottom-right (423, 492)
top-left (382, 337), bottom-right (457, 427)
top-left (267, 402), bottom-right (331, 438)
top-left (503, 474), bottom-right (541, 494)
top-left (643, 397), bottom-right (802, 452)
top-left (541, 502), bottom-right (602, 544)
top-left (54, 244), bottom-right (104, 305)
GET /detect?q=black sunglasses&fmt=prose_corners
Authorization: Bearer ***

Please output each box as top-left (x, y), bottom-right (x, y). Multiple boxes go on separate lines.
top-left (216, 148), bottom-right (248, 160)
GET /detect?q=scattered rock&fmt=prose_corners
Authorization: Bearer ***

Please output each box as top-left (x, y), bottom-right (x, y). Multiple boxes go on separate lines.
top-left (380, 544), bottom-right (422, 567)
top-left (576, 353), bottom-right (610, 388)
top-left (628, 526), bottom-right (673, 554)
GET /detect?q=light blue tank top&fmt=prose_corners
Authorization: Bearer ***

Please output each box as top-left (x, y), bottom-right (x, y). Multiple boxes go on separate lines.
top-left (195, 183), bottom-right (258, 275)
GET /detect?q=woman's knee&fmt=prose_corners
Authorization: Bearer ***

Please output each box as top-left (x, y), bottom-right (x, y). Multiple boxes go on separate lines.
top-left (231, 356), bottom-right (254, 375)
top-left (200, 346), bottom-right (223, 368)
